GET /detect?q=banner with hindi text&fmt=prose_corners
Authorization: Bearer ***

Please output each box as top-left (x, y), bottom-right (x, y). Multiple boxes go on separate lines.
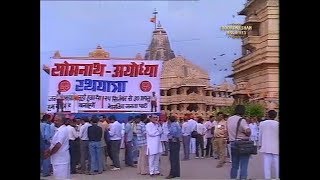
top-left (45, 59), bottom-right (162, 113)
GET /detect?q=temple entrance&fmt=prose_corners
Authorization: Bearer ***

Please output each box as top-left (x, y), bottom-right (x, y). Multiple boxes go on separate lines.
top-left (187, 87), bottom-right (198, 94)
top-left (187, 104), bottom-right (199, 112)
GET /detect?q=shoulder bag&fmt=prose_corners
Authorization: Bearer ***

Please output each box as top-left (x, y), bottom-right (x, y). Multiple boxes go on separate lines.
top-left (234, 118), bottom-right (257, 155)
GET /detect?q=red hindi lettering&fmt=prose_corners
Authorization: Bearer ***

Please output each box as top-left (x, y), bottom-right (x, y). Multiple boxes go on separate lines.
top-left (68, 64), bottom-right (81, 76)
top-left (123, 62), bottom-right (140, 77)
top-left (51, 61), bottom-right (70, 76)
top-left (112, 64), bottom-right (126, 77)
top-left (144, 65), bottom-right (158, 77)
top-left (79, 64), bottom-right (94, 76)
top-left (93, 63), bottom-right (106, 76)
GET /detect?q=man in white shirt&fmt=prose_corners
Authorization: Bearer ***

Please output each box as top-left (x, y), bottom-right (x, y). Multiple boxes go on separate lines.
top-left (195, 117), bottom-right (206, 158)
top-left (204, 116), bottom-right (215, 157)
top-left (79, 117), bottom-right (92, 174)
top-left (146, 115), bottom-right (163, 176)
top-left (181, 117), bottom-right (192, 160)
top-left (249, 117), bottom-right (259, 146)
top-left (108, 115), bottom-right (123, 170)
top-left (259, 110), bottom-right (279, 179)
top-left (187, 115), bottom-right (197, 154)
top-left (66, 118), bottom-right (79, 174)
top-left (44, 114), bottom-right (70, 179)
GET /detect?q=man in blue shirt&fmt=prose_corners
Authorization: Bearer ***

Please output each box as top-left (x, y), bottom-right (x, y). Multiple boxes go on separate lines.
top-left (40, 114), bottom-right (54, 177)
top-left (166, 116), bottom-right (182, 179)
top-left (124, 116), bottom-right (135, 167)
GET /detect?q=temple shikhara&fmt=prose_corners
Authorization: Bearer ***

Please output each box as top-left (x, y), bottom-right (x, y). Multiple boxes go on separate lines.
top-left (228, 0), bottom-right (279, 110)
top-left (47, 21), bottom-right (234, 118)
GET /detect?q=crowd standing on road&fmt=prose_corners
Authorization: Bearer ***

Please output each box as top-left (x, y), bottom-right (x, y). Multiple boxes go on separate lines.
top-left (40, 105), bottom-right (279, 179)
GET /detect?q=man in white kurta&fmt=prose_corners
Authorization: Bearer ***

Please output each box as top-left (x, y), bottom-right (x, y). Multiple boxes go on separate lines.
top-left (146, 115), bottom-right (163, 176)
top-left (47, 115), bottom-right (70, 180)
top-left (259, 110), bottom-right (279, 179)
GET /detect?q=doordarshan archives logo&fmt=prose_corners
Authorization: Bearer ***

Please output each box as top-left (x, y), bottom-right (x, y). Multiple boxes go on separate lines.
top-left (220, 23), bottom-right (252, 39)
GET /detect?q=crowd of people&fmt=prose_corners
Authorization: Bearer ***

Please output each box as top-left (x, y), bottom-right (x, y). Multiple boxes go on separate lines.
top-left (40, 105), bottom-right (279, 179)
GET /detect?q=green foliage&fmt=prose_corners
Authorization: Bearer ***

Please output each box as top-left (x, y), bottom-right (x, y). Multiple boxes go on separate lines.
top-left (219, 105), bottom-right (236, 116)
top-left (244, 102), bottom-right (265, 118)
top-left (217, 102), bottom-right (265, 118)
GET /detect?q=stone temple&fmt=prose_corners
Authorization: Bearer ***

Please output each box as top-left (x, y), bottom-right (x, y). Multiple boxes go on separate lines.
top-left (46, 22), bottom-right (234, 119)
top-left (144, 23), bottom-right (234, 118)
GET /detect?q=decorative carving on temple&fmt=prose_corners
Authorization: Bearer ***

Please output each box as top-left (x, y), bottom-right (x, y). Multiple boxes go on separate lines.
top-left (52, 51), bottom-right (61, 59)
top-left (89, 45), bottom-right (110, 59)
top-left (135, 53), bottom-right (143, 60)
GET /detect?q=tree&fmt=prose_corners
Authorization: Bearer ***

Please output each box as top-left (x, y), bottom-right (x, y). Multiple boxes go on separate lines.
top-left (218, 102), bottom-right (265, 118)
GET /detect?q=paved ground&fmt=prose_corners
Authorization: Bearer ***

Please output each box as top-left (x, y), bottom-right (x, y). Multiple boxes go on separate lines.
top-left (43, 149), bottom-right (266, 179)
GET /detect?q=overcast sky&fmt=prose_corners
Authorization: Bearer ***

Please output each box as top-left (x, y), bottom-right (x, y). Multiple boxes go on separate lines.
top-left (40, 0), bottom-right (246, 112)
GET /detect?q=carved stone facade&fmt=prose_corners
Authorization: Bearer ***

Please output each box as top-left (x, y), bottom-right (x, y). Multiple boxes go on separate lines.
top-left (229, 0), bottom-right (279, 110)
top-left (145, 25), bottom-right (234, 118)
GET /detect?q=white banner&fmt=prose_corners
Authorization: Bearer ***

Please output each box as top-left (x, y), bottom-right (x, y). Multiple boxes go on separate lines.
top-left (45, 59), bottom-right (162, 113)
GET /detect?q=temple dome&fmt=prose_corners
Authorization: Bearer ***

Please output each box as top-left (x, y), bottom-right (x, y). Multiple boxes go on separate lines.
top-left (160, 56), bottom-right (210, 89)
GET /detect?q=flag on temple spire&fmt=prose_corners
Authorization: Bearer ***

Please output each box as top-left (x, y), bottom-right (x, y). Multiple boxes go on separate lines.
top-left (150, 17), bottom-right (156, 23)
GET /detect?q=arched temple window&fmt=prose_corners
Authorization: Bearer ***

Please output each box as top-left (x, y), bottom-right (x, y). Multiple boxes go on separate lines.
top-left (160, 105), bottom-right (165, 110)
top-left (167, 105), bottom-right (172, 111)
top-left (206, 91), bottom-right (210, 96)
top-left (167, 90), bottom-right (171, 96)
top-left (187, 104), bottom-right (199, 112)
top-left (206, 106), bottom-right (210, 111)
top-left (187, 87), bottom-right (198, 95)
top-left (212, 92), bottom-right (216, 97)
top-left (177, 88), bottom-right (181, 95)
top-left (160, 90), bottom-right (165, 96)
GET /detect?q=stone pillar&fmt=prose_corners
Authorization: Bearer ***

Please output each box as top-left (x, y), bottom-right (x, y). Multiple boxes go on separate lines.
top-left (164, 105), bottom-right (167, 111)
top-left (183, 87), bottom-right (187, 95)
top-left (198, 87), bottom-right (203, 96)
top-left (164, 90), bottom-right (167, 96)
top-left (172, 105), bottom-right (177, 111)
top-left (172, 89), bottom-right (177, 96)
top-left (182, 104), bottom-right (187, 111)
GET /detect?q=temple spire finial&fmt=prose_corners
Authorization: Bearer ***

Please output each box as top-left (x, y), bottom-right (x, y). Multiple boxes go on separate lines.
top-left (152, 8), bottom-right (158, 30)
top-left (157, 21), bottom-right (162, 28)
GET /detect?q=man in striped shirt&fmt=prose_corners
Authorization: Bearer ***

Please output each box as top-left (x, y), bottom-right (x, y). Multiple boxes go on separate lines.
top-left (136, 114), bottom-right (148, 175)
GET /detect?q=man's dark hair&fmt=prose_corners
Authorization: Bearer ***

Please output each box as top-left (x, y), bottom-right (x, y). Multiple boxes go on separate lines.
top-left (109, 115), bottom-right (116, 122)
top-left (169, 116), bottom-right (176, 122)
top-left (128, 116), bottom-right (134, 122)
top-left (91, 116), bottom-right (99, 123)
top-left (209, 115), bottom-right (214, 119)
top-left (82, 116), bottom-right (90, 122)
top-left (140, 114), bottom-right (147, 121)
top-left (41, 114), bottom-right (51, 122)
top-left (62, 117), bottom-right (68, 124)
top-left (101, 115), bottom-right (106, 119)
top-left (267, 110), bottom-right (277, 119)
top-left (235, 105), bottom-right (246, 116)
top-left (197, 117), bottom-right (204, 123)
top-left (223, 114), bottom-right (229, 119)
top-left (135, 115), bottom-right (141, 119)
